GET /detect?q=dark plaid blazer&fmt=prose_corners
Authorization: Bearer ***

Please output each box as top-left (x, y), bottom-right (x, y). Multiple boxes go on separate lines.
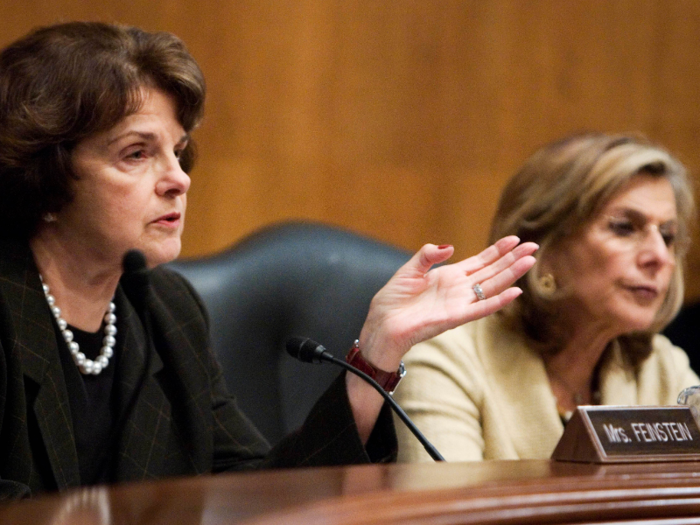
top-left (0, 240), bottom-right (396, 499)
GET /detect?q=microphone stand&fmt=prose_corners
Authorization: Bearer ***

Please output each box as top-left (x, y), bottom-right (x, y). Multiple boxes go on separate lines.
top-left (287, 337), bottom-right (445, 462)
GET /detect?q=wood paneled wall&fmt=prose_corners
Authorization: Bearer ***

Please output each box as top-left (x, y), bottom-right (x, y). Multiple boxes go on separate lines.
top-left (2, 1), bottom-right (700, 299)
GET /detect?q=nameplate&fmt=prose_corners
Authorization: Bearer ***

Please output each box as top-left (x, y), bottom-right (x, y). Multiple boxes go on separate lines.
top-left (551, 405), bottom-right (700, 463)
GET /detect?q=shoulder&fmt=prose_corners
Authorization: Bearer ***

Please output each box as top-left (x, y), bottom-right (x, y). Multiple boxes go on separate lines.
top-left (644, 334), bottom-right (696, 375)
top-left (0, 238), bottom-right (36, 292)
top-left (634, 334), bottom-right (700, 402)
top-left (148, 265), bottom-right (208, 316)
top-left (150, 264), bottom-right (199, 295)
top-left (142, 265), bottom-right (211, 341)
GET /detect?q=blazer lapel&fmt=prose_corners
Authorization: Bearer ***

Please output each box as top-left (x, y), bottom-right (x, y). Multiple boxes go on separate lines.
top-left (115, 272), bottom-right (214, 476)
top-left (476, 316), bottom-right (564, 459)
top-left (0, 242), bottom-right (80, 489)
top-left (111, 286), bottom-right (169, 481)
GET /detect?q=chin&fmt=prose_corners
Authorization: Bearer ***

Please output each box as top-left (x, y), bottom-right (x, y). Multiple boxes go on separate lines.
top-left (611, 296), bottom-right (663, 331)
top-left (140, 242), bottom-right (182, 268)
top-left (617, 313), bottom-right (657, 334)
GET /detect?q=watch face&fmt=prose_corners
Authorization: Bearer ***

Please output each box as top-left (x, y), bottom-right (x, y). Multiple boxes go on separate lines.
top-left (388, 361), bottom-right (406, 395)
top-left (398, 361), bottom-right (407, 378)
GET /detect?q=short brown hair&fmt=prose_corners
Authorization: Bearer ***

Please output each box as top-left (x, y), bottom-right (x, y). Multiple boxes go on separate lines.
top-left (489, 133), bottom-right (695, 363)
top-left (0, 21), bottom-right (205, 239)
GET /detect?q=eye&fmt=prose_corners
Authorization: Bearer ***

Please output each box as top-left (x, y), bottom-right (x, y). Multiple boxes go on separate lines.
top-left (124, 148), bottom-right (147, 161)
top-left (174, 140), bottom-right (189, 163)
top-left (608, 219), bottom-right (635, 237)
top-left (659, 227), bottom-right (677, 247)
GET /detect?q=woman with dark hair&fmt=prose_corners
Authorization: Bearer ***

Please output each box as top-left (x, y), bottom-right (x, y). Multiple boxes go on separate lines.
top-left (395, 133), bottom-right (699, 462)
top-left (0, 22), bottom-right (537, 498)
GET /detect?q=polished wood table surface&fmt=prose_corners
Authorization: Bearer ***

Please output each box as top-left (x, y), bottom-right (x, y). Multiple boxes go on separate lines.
top-left (3, 459), bottom-right (700, 524)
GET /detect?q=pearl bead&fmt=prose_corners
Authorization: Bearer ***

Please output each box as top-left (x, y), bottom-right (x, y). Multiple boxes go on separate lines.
top-left (40, 277), bottom-right (116, 376)
top-left (82, 360), bottom-right (94, 374)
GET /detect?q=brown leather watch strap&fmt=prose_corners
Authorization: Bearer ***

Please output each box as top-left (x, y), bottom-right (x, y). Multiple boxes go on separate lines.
top-left (345, 340), bottom-right (406, 394)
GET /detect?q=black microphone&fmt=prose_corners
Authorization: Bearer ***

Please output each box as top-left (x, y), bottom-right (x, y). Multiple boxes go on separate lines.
top-left (120, 248), bottom-right (153, 347)
top-left (286, 336), bottom-right (445, 462)
top-left (119, 248), bottom-right (153, 382)
top-left (122, 250), bottom-right (149, 291)
top-left (122, 248), bottom-right (148, 272)
top-left (121, 249), bottom-right (153, 318)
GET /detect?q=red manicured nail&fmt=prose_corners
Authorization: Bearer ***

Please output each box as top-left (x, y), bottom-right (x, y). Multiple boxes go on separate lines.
top-left (437, 244), bottom-right (452, 250)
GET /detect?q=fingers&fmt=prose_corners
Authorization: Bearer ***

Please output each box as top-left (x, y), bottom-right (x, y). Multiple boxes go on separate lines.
top-left (410, 236), bottom-right (532, 277)
top-left (458, 236), bottom-right (521, 275)
top-left (463, 237), bottom-right (538, 302)
top-left (404, 237), bottom-right (537, 296)
top-left (472, 241), bottom-right (538, 280)
top-left (472, 254), bottom-right (537, 301)
top-left (468, 286), bottom-right (524, 319)
top-left (457, 236), bottom-right (535, 276)
top-left (365, 237), bottom-right (537, 356)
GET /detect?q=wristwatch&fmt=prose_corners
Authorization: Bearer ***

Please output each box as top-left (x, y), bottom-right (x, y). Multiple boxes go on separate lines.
top-left (345, 340), bottom-right (406, 395)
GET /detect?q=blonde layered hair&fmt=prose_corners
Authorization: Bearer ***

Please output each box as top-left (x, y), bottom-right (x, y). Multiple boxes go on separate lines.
top-left (489, 133), bottom-right (695, 363)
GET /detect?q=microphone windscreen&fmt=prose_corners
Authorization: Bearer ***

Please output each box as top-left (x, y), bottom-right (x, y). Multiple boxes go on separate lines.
top-left (122, 249), bottom-right (148, 275)
top-left (121, 250), bottom-right (150, 309)
top-left (286, 337), bottom-right (326, 363)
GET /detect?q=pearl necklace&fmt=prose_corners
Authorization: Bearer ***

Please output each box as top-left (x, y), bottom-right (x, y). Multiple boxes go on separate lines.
top-left (41, 277), bottom-right (117, 376)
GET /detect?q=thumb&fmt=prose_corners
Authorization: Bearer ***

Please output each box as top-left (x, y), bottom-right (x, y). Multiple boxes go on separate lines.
top-left (410, 244), bottom-right (454, 275)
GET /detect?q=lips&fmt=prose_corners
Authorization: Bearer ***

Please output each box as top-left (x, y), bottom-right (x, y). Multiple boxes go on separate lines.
top-left (624, 284), bottom-right (660, 302)
top-left (152, 212), bottom-right (181, 226)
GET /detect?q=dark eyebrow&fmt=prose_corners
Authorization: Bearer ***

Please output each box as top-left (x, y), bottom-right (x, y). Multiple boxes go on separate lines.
top-left (107, 131), bottom-right (190, 146)
top-left (612, 207), bottom-right (678, 228)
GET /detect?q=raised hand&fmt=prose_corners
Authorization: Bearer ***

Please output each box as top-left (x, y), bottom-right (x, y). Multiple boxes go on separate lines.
top-left (358, 236), bottom-right (538, 371)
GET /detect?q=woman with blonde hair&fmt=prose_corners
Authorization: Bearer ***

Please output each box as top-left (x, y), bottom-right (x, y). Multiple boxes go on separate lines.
top-left (395, 133), bottom-right (699, 462)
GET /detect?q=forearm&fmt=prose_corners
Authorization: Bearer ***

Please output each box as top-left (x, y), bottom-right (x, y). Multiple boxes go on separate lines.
top-left (345, 325), bottom-right (407, 444)
top-left (345, 372), bottom-right (386, 444)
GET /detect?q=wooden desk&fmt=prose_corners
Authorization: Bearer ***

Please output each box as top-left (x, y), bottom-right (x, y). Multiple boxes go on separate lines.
top-left (3, 460), bottom-right (700, 524)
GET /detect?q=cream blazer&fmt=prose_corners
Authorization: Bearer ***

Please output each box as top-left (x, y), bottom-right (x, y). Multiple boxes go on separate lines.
top-left (394, 315), bottom-right (700, 463)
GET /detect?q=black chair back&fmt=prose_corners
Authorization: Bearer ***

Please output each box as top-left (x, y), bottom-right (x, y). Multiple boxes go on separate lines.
top-left (167, 221), bottom-right (411, 445)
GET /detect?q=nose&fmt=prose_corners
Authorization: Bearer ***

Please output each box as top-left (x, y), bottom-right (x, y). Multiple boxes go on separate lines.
top-left (156, 152), bottom-right (191, 197)
top-left (638, 225), bottom-right (674, 271)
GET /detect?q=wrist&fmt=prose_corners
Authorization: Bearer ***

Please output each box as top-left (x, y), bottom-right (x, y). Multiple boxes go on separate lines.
top-left (345, 340), bottom-right (406, 394)
top-left (357, 325), bottom-right (407, 370)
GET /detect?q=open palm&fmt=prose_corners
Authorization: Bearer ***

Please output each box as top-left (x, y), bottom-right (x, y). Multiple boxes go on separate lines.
top-left (359, 236), bottom-right (538, 366)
